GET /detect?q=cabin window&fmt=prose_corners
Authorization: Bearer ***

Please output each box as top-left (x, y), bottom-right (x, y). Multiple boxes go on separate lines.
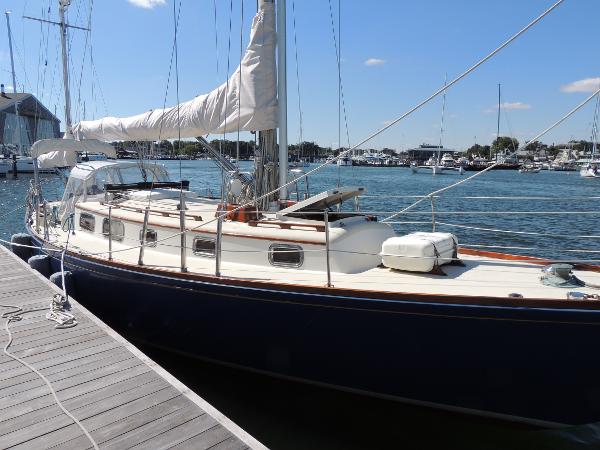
top-left (102, 218), bottom-right (125, 241)
top-left (79, 213), bottom-right (95, 232)
top-left (193, 237), bottom-right (216, 257)
top-left (139, 229), bottom-right (157, 247)
top-left (268, 244), bottom-right (303, 268)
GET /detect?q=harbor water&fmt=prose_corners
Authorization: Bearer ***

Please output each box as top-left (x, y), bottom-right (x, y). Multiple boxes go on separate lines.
top-left (1, 160), bottom-right (599, 449)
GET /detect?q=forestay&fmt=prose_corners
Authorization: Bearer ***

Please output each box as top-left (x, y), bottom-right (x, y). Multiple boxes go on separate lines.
top-left (71, 3), bottom-right (277, 142)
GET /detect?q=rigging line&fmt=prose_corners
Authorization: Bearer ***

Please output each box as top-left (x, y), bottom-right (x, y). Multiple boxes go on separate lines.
top-left (382, 86), bottom-right (600, 223)
top-left (213, 0), bottom-right (220, 81)
top-left (438, 73), bottom-right (448, 163)
top-left (236, 0), bottom-right (244, 167)
top-left (327, 0), bottom-right (341, 185)
top-left (291, 0), bottom-right (304, 158)
top-left (435, 221), bottom-right (600, 239)
top-left (172, 0), bottom-right (182, 181)
top-left (74, 0), bottom-right (94, 124)
top-left (499, 90), bottom-right (519, 154)
top-left (38, 4), bottom-right (53, 124)
top-left (155, 0), bottom-right (183, 152)
top-left (292, 0), bottom-right (303, 151)
top-left (329, 0), bottom-right (351, 151)
top-left (259, 0), bottom-right (568, 203)
top-left (591, 91), bottom-right (600, 156)
top-left (222, 0), bottom-right (235, 162)
top-left (57, 0), bottom-right (569, 258)
top-left (87, 14), bottom-right (108, 120)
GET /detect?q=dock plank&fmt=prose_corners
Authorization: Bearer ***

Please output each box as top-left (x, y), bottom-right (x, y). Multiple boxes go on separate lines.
top-left (171, 424), bottom-right (235, 450)
top-left (0, 245), bottom-right (262, 449)
top-left (0, 370), bottom-right (159, 423)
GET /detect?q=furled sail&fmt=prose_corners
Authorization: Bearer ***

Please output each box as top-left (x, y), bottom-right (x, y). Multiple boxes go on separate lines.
top-left (72, 3), bottom-right (277, 142)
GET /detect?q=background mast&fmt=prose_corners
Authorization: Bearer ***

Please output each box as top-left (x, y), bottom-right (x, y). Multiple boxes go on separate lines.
top-left (5, 11), bottom-right (22, 156)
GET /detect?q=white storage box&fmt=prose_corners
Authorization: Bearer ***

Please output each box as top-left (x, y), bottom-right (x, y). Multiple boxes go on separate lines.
top-left (381, 232), bottom-right (458, 273)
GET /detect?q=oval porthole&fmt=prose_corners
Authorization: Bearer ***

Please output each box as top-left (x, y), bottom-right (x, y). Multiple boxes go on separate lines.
top-left (193, 237), bottom-right (216, 257)
top-left (268, 243), bottom-right (304, 268)
top-left (79, 213), bottom-right (95, 232)
top-left (139, 229), bottom-right (157, 247)
top-left (102, 218), bottom-right (125, 241)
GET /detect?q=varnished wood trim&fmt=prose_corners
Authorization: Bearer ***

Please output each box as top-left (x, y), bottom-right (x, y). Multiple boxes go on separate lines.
top-left (459, 247), bottom-right (600, 273)
top-left (76, 204), bottom-right (326, 246)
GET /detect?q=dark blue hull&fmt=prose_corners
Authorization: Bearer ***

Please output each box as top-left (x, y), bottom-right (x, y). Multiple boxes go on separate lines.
top-left (33, 235), bottom-right (600, 426)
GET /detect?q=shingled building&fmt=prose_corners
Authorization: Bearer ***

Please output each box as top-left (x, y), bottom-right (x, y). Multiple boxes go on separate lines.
top-left (0, 84), bottom-right (60, 155)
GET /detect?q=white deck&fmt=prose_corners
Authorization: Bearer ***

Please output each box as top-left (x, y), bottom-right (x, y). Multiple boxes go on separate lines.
top-left (38, 197), bottom-right (600, 301)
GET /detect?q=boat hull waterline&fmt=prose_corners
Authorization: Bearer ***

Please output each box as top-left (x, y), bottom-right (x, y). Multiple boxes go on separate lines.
top-left (29, 230), bottom-right (600, 427)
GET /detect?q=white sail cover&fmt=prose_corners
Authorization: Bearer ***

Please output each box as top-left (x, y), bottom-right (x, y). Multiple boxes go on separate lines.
top-left (37, 151), bottom-right (78, 169)
top-left (31, 138), bottom-right (117, 169)
top-left (72, 3), bottom-right (277, 142)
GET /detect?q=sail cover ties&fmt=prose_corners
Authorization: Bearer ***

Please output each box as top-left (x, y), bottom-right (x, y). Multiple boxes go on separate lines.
top-left (72, 3), bottom-right (277, 142)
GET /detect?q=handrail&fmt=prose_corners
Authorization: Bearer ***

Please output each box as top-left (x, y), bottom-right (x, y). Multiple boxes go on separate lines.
top-left (248, 220), bottom-right (325, 232)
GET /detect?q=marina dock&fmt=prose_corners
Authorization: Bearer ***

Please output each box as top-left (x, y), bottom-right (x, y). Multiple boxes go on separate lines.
top-left (0, 244), bottom-right (264, 449)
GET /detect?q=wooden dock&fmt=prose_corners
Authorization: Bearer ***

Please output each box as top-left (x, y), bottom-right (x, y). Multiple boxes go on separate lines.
top-left (0, 244), bottom-right (265, 449)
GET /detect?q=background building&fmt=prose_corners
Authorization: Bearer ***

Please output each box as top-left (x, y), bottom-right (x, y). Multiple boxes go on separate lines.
top-left (0, 85), bottom-right (60, 156)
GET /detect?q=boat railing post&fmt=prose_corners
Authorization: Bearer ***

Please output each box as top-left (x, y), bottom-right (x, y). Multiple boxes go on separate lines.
top-left (108, 205), bottom-right (113, 261)
top-left (215, 215), bottom-right (223, 277)
top-left (43, 200), bottom-right (49, 240)
top-left (138, 206), bottom-right (149, 266)
top-left (430, 196), bottom-right (436, 232)
top-left (179, 192), bottom-right (187, 272)
top-left (34, 189), bottom-right (40, 234)
top-left (324, 210), bottom-right (333, 287)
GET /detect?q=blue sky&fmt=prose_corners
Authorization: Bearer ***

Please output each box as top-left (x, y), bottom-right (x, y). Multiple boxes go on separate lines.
top-left (1, 0), bottom-right (599, 150)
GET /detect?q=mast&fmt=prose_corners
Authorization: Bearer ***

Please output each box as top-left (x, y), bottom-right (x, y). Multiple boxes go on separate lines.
top-left (437, 74), bottom-right (447, 165)
top-left (277, 0), bottom-right (288, 200)
top-left (495, 83), bottom-right (501, 161)
top-left (59, 0), bottom-right (73, 136)
top-left (254, 0), bottom-right (279, 210)
top-left (5, 12), bottom-right (17, 94)
top-left (24, 1), bottom-right (89, 138)
top-left (592, 92), bottom-right (600, 160)
top-left (5, 11), bottom-right (22, 156)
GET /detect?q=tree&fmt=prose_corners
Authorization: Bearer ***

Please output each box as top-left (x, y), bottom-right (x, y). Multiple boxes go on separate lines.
top-left (524, 140), bottom-right (546, 153)
top-left (491, 136), bottom-right (519, 155)
top-left (466, 144), bottom-right (490, 159)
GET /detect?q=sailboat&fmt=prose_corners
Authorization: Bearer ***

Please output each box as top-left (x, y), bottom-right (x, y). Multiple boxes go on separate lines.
top-left (411, 79), bottom-right (463, 175)
top-left (2, 12), bottom-right (58, 174)
top-left (21, 0), bottom-right (600, 427)
top-left (580, 92), bottom-right (600, 178)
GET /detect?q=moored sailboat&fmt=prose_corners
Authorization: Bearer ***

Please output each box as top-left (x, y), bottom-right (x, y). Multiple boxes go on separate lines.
top-left (21, 0), bottom-right (600, 427)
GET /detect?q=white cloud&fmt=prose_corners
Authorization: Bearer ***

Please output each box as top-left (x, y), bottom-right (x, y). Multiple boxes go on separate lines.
top-left (365, 58), bottom-right (385, 66)
top-left (127, 0), bottom-right (166, 9)
top-left (484, 102), bottom-right (531, 113)
top-left (500, 102), bottom-right (531, 110)
top-left (561, 77), bottom-right (600, 93)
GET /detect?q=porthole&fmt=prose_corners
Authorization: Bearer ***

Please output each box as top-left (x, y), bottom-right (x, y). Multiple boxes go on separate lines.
top-left (193, 237), bottom-right (216, 257)
top-left (268, 243), bottom-right (303, 268)
top-left (139, 229), bottom-right (157, 247)
top-left (79, 213), bottom-right (95, 232)
top-left (102, 218), bottom-right (125, 241)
